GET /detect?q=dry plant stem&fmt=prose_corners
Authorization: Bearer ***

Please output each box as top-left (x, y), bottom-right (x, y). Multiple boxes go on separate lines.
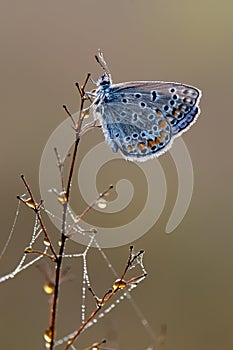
top-left (83, 339), bottom-right (106, 350)
top-left (25, 249), bottom-right (55, 261)
top-left (36, 211), bottom-right (58, 259)
top-left (120, 245), bottom-right (144, 281)
top-left (64, 247), bottom-right (144, 350)
top-left (18, 175), bottom-right (58, 260)
top-left (62, 105), bottom-right (76, 128)
top-left (48, 74), bottom-right (91, 349)
top-left (54, 147), bottom-right (71, 191)
top-left (66, 184), bottom-right (113, 237)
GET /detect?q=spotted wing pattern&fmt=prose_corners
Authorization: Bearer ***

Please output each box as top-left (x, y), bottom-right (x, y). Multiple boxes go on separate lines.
top-left (93, 81), bottom-right (201, 161)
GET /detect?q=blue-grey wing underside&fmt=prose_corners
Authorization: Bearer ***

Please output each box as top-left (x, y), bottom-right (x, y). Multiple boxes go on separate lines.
top-left (92, 82), bottom-right (201, 161)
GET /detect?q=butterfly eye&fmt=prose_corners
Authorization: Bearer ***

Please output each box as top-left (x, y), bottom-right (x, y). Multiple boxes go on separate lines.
top-left (90, 89), bottom-right (96, 94)
top-left (97, 73), bottom-right (111, 87)
top-left (100, 80), bottom-right (110, 86)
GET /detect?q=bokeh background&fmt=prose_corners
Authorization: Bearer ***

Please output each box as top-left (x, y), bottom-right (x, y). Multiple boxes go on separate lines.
top-left (0, 1), bottom-right (233, 349)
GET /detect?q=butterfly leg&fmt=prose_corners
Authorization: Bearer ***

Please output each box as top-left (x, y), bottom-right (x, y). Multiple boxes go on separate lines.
top-left (80, 120), bottom-right (101, 136)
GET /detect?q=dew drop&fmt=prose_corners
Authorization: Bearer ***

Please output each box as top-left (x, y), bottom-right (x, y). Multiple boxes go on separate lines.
top-left (44, 328), bottom-right (52, 343)
top-left (97, 198), bottom-right (107, 209)
top-left (89, 227), bottom-right (97, 234)
top-left (57, 192), bottom-right (67, 205)
top-left (43, 283), bottom-right (54, 295)
top-left (25, 198), bottom-right (36, 210)
top-left (113, 279), bottom-right (126, 291)
top-left (24, 247), bottom-right (33, 253)
top-left (43, 237), bottom-right (51, 247)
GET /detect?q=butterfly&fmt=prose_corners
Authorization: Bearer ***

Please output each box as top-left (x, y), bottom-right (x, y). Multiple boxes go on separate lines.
top-left (87, 52), bottom-right (201, 162)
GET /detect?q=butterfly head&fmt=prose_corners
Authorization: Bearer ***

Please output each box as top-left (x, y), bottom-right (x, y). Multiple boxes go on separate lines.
top-left (94, 51), bottom-right (112, 90)
top-left (96, 73), bottom-right (112, 89)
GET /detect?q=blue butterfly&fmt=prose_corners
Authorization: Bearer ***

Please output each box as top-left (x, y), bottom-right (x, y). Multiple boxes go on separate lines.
top-left (87, 52), bottom-right (201, 162)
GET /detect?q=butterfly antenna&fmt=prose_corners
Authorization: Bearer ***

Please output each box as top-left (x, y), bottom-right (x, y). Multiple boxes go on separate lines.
top-left (95, 50), bottom-right (111, 77)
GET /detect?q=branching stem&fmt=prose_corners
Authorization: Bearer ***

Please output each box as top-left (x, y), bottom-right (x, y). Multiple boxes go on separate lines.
top-left (48, 73), bottom-right (91, 349)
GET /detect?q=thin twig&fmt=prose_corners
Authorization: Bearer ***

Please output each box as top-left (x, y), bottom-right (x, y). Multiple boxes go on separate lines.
top-left (48, 73), bottom-right (91, 349)
top-left (63, 105), bottom-right (76, 128)
top-left (18, 176), bottom-right (58, 260)
top-left (120, 246), bottom-right (145, 281)
top-left (65, 184), bottom-right (113, 237)
top-left (54, 147), bottom-right (71, 192)
top-left (64, 246), bottom-right (145, 349)
top-left (24, 249), bottom-right (55, 261)
top-left (82, 339), bottom-right (106, 350)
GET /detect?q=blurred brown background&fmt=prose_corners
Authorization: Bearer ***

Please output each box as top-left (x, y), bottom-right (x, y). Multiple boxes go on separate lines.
top-left (0, 1), bottom-right (233, 349)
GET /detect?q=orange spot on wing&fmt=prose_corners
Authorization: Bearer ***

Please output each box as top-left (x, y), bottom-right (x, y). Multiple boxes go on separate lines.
top-left (159, 120), bottom-right (167, 128)
top-left (179, 104), bottom-right (186, 111)
top-left (138, 142), bottom-right (146, 150)
top-left (160, 131), bottom-right (166, 138)
top-left (127, 145), bottom-right (133, 152)
top-left (173, 109), bottom-right (180, 116)
top-left (148, 139), bottom-right (156, 148)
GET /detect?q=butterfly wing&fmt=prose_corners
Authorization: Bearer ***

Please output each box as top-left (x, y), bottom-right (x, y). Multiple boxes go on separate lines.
top-left (96, 102), bottom-right (173, 161)
top-left (112, 81), bottom-right (201, 133)
top-left (93, 81), bottom-right (201, 161)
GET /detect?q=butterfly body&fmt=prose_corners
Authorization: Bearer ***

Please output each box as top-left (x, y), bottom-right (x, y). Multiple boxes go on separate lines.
top-left (89, 54), bottom-right (202, 162)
